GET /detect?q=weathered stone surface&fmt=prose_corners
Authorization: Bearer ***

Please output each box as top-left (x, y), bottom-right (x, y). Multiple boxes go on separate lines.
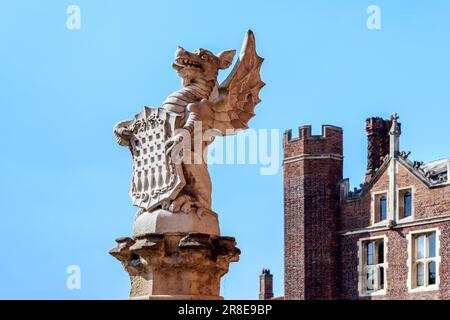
top-left (133, 209), bottom-right (220, 237)
top-left (113, 30), bottom-right (264, 215)
top-left (110, 233), bottom-right (240, 299)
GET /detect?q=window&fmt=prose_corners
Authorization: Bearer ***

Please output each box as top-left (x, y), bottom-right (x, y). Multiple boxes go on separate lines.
top-left (399, 188), bottom-right (413, 219)
top-left (373, 192), bottom-right (388, 224)
top-left (379, 196), bottom-right (387, 221)
top-left (361, 239), bottom-right (386, 294)
top-left (412, 232), bottom-right (437, 289)
top-left (404, 192), bottom-right (412, 217)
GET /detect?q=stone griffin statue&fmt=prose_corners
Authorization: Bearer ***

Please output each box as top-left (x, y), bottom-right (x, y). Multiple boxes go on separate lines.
top-left (110, 31), bottom-right (263, 299)
top-left (113, 30), bottom-right (264, 218)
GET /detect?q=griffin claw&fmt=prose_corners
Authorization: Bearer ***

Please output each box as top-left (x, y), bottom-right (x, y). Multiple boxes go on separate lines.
top-left (169, 195), bottom-right (199, 214)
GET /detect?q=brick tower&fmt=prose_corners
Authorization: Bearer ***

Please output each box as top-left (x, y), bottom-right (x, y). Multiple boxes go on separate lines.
top-left (258, 269), bottom-right (274, 300)
top-left (283, 125), bottom-right (343, 300)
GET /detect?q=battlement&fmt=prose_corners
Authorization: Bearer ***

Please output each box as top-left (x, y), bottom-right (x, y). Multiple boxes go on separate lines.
top-left (261, 268), bottom-right (272, 275)
top-left (366, 117), bottom-right (391, 131)
top-left (284, 125), bottom-right (343, 143)
top-left (284, 125), bottom-right (343, 159)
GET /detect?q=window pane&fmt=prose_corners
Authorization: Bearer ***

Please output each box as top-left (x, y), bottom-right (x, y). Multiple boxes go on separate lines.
top-left (428, 261), bottom-right (436, 285)
top-left (416, 236), bottom-right (425, 259)
top-left (380, 196), bottom-right (387, 221)
top-left (404, 192), bottom-right (412, 217)
top-left (378, 241), bottom-right (384, 264)
top-left (428, 233), bottom-right (436, 258)
top-left (417, 263), bottom-right (424, 287)
top-left (378, 266), bottom-right (384, 289)
top-left (366, 268), bottom-right (374, 291)
top-left (367, 242), bottom-right (374, 265)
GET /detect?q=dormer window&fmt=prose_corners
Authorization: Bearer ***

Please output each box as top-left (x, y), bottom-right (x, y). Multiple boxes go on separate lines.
top-left (398, 188), bottom-right (414, 220)
top-left (404, 192), bottom-right (412, 217)
top-left (372, 192), bottom-right (388, 224)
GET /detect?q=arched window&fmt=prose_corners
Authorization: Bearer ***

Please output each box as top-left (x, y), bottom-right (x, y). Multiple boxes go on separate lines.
top-left (403, 191), bottom-right (412, 217)
top-left (379, 196), bottom-right (387, 221)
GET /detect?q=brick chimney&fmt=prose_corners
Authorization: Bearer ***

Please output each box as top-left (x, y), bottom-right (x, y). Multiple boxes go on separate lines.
top-left (259, 269), bottom-right (274, 300)
top-left (365, 117), bottom-right (391, 182)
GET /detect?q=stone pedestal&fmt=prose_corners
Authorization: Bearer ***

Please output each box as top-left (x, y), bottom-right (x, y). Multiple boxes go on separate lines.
top-left (110, 210), bottom-right (240, 300)
top-left (133, 209), bottom-right (220, 237)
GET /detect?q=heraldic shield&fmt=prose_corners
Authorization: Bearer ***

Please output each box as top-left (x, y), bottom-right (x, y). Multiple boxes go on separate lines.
top-left (128, 107), bottom-right (185, 211)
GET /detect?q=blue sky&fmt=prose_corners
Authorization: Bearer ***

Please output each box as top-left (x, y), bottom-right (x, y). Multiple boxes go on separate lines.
top-left (1, 0), bottom-right (450, 299)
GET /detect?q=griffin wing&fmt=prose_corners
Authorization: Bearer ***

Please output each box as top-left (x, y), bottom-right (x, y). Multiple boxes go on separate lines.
top-left (201, 30), bottom-right (265, 135)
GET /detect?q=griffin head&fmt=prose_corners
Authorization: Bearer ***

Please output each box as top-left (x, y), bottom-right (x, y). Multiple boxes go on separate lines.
top-left (172, 46), bottom-right (236, 85)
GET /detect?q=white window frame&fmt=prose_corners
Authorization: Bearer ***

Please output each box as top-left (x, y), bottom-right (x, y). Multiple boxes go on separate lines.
top-left (357, 235), bottom-right (388, 297)
top-left (407, 228), bottom-right (441, 293)
top-left (371, 190), bottom-right (389, 226)
top-left (396, 186), bottom-right (415, 222)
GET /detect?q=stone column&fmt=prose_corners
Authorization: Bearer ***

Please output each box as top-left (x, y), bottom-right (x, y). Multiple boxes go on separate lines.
top-left (388, 113), bottom-right (401, 225)
top-left (109, 209), bottom-right (240, 300)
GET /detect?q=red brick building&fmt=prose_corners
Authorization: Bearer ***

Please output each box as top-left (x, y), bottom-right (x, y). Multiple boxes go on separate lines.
top-left (283, 114), bottom-right (450, 300)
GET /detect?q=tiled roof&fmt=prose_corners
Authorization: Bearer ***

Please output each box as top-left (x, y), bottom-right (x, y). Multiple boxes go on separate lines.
top-left (421, 158), bottom-right (449, 184)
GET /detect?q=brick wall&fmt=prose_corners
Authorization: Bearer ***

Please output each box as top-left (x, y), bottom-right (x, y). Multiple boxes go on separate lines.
top-left (340, 161), bottom-right (390, 231)
top-left (396, 164), bottom-right (450, 219)
top-left (339, 221), bottom-right (450, 299)
top-left (338, 157), bottom-right (450, 299)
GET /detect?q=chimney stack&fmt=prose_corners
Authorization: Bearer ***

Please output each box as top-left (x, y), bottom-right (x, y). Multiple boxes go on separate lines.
top-left (365, 117), bottom-right (392, 182)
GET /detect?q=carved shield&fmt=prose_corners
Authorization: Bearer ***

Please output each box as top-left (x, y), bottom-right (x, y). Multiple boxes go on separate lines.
top-left (128, 107), bottom-right (185, 211)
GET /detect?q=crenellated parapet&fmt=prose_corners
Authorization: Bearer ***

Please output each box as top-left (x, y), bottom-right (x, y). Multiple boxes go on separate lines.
top-left (284, 125), bottom-right (343, 161)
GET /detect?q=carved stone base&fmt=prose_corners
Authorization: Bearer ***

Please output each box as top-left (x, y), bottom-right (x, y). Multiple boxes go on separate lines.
top-left (133, 209), bottom-right (220, 237)
top-left (109, 232), bottom-right (240, 300)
